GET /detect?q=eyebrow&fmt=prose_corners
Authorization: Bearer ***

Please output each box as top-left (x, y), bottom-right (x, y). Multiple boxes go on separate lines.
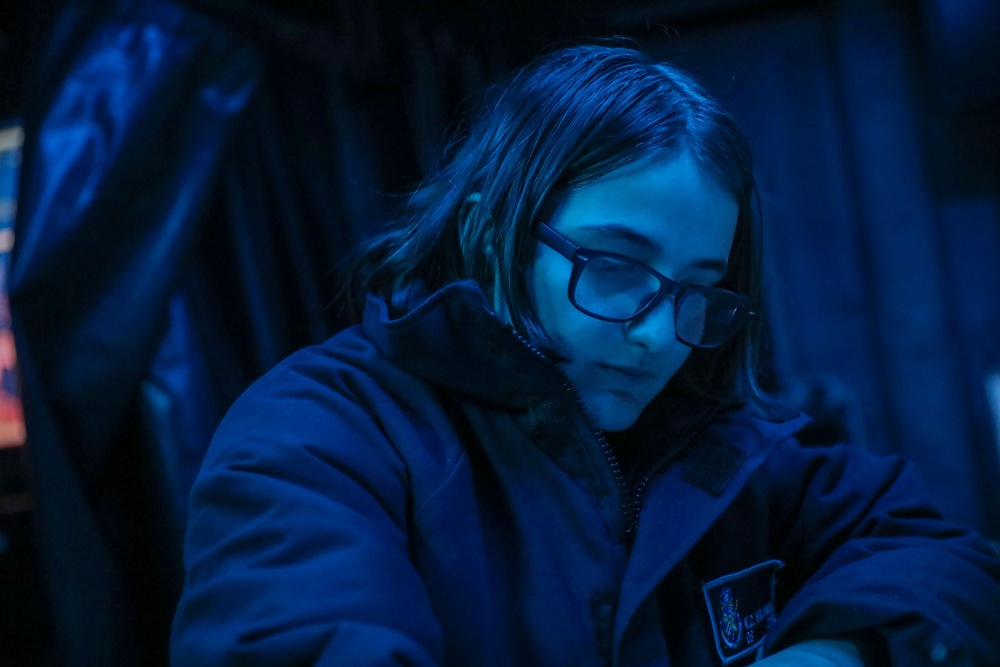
top-left (574, 222), bottom-right (730, 276)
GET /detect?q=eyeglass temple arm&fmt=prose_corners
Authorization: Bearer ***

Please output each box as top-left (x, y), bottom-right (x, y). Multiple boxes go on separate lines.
top-left (534, 223), bottom-right (579, 260)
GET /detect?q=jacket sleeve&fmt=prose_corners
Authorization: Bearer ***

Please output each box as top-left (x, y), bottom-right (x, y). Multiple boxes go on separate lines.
top-left (758, 437), bottom-right (1000, 666)
top-left (170, 361), bottom-right (444, 666)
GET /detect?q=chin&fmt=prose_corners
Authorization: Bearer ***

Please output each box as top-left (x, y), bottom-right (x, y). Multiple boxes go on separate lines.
top-left (597, 417), bottom-right (640, 433)
top-left (590, 399), bottom-right (644, 433)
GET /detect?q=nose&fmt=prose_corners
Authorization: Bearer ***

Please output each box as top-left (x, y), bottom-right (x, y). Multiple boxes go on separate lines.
top-left (624, 296), bottom-right (677, 350)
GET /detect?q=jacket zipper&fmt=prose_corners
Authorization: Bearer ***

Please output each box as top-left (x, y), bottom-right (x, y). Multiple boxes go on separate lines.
top-left (505, 326), bottom-right (635, 538)
top-left (628, 453), bottom-right (679, 536)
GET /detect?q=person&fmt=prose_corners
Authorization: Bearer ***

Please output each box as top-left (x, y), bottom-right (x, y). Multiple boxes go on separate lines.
top-left (170, 44), bottom-right (1000, 666)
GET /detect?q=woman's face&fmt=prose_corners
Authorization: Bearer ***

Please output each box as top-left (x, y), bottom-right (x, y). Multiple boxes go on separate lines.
top-left (526, 151), bottom-right (739, 432)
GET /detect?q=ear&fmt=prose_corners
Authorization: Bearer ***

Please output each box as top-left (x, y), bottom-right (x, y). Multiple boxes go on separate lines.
top-left (457, 192), bottom-right (496, 266)
top-left (457, 193), bottom-right (509, 322)
top-left (457, 192), bottom-right (483, 243)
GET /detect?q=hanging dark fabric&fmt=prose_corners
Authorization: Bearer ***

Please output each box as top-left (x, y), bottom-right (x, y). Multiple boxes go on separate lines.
top-left (9, 0), bottom-right (508, 663)
top-left (9, 1), bottom-right (263, 664)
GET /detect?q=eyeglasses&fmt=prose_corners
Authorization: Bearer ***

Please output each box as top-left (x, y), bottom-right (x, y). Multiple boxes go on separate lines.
top-left (533, 223), bottom-right (754, 349)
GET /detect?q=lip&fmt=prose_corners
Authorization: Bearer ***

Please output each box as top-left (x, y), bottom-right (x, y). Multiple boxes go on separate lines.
top-left (600, 363), bottom-right (655, 384)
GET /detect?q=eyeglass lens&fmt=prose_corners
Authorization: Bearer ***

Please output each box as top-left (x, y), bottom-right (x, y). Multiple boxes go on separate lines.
top-left (573, 254), bottom-right (744, 346)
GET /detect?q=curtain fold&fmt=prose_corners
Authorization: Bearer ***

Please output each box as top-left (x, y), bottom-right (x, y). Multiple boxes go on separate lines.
top-left (9, 1), bottom-right (262, 663)
top-left (9, 1), bottom-right (479, 663)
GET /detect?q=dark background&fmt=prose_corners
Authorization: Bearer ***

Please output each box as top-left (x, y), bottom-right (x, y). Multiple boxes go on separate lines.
top-left (1, 0), bottom-right (998, 665)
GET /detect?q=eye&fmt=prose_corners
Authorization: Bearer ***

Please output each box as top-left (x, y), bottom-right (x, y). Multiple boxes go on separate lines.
top-left (586, 256), bottom-right (648, 289)
top-left (593, 257), bottom-right (629, 274)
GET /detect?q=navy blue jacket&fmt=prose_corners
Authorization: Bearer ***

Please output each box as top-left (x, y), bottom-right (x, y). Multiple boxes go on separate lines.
top-left (171, 281), bottom-right (1000, 665)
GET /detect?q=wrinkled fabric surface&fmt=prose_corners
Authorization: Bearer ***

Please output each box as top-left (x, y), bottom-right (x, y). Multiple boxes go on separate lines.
top-left (9, 1), bottom-right (262, 663)
top-left (172, 281), bottom-right (1000, 666)
top-left (9, 1), bottom-right (470, 664)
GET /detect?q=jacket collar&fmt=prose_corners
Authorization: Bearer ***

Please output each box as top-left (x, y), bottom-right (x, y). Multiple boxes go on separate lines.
top-left (361, 280), bottom-right (803, 454)
top-left (362, 281), bottom-right (559, 409)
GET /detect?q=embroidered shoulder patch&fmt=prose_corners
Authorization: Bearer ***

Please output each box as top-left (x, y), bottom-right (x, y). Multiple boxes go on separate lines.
top-left (702, 560), bottom-right (783, 665)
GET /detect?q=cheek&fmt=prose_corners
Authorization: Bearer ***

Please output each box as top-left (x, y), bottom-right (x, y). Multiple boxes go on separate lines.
top-left (530, 274), bottom-right (612, 362)
top-left (526, 255), bottom-right (572, 339)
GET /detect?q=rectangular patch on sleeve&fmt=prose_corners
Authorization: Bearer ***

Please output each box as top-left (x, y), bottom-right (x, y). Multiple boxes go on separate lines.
top-left (702, 559), bottom-right (783, 665)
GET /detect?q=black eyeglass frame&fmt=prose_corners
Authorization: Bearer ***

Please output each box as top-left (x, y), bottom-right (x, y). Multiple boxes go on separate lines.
top-left (533, 222), bottom-right (755, 349)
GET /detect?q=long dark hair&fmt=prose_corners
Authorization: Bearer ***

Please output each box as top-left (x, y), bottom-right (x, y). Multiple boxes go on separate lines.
top-left (347, 43), bottom-right (769, 407)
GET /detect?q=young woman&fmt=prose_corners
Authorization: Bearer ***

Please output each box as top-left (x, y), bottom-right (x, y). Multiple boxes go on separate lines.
top-left (171, 44), bottom-right (1000, 666)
